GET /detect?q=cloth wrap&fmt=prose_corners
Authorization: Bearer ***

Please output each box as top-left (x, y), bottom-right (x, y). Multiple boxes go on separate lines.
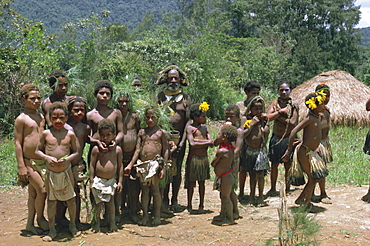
top-left (47, 166), bottom-right (75, 201)
top-left (287, 143), bottom-right (329, 186)
top-left (135, 155), bottom-right (164, 186)
top-left (91, 176), bottom-right (117, 204)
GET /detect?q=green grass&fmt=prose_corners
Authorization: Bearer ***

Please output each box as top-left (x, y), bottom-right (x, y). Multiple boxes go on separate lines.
top-left (0, 137), bottom-right (17, 187)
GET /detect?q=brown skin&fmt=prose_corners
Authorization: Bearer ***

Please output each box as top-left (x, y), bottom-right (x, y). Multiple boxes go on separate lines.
top-left (282, 104), bottom-right (325, 207)
top-left (35, 109), bottom-right (80, 241)
top-left (89, 129), bottom-right (123, 233)
top-left (185, 112), bottom-right (213, 213)
top-left (155, 69), bottom-right (191, 210)
top-left (243, 103), bottom-right (269, 206)
top-left (266, 83), bottom-right (299, 195)
top-left (126, 109), bottom-right (169, 226)
top-left (42, 77), bottom-right (69, 127)
top-left (362, 98), bottom-right (370, 202)
top-left (211, 133), bottom-right (235, 226)
top-left (14, 90), bottom-right (48, 234)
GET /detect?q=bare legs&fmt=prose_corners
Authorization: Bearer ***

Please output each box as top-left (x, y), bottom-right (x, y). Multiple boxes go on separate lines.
top-left (187, 181), bottom-right (205, 213)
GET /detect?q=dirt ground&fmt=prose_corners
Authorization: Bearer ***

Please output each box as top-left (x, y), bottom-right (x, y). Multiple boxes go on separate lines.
top-left (0, 179), bottom-right (370, 246)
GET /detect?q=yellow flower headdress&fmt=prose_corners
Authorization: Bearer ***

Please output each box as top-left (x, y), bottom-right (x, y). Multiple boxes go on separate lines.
top-left (199, 101), bottom-right (210, 112)
top-left (244, 119), bottom-right (252, 128)
top-left (305, 91), bottom-right (327, 110)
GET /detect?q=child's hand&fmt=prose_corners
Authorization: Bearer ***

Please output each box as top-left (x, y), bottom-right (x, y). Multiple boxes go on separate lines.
top-left (279, 107), bottom-right (289, 115)
top-left (18, 167), bottom-right (29, 182)
top-left (159, 169), bottom-right (165, 179)
top-left (98, 141), bottom-right (108, 153)
top-left (116, 183), bottom-right (122, 193)
top-left (281, 150), bottom-right (290, 163)
top-left (251, 116), bottom-right (260, 126)
top-left (123, 166), bottom-right (131, 177)
top-left (46, 156), bottom-right (59, 166)
top-left (107, 140), bottom-right (116, 150)
top-left (260, 113), bottom-right (268, 121)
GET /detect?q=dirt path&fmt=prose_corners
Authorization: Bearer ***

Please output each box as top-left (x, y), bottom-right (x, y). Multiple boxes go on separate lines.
top-left (0, 182), bottom-right (369, 246)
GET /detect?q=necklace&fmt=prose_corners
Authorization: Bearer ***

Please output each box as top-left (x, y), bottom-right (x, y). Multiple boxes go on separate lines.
top-left (309, 111), bottom-right (320, 119)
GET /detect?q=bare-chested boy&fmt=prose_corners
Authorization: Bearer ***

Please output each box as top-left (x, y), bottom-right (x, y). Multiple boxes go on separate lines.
top-left (14, 84), bottom-right (48, 234)
top-left (313, 84), bottom-right (333, 204)
top-left (90, 119), bottom-right (123, 233)
top-left (155, 64), bottom-right (191, 211)
top-left (185, 102), bottom-right (213, 214)
top-left (282, 92), bottom-right (329, 210)
top-left (66, 96), bottom-right (91, 229)
top-left (42, 70), bottom-right (69, 127)
top-left (118, 93), bottom-right (141, 222)
top-left (362, 98), bottom-right (370, 202)
top-left (35, 102), bottom-right (80, 241)
top-left (242, 96), bottom-right (270, 206)
top-left (267, 81), bottom-right (299, 196)
top-left (126, 107), bottom-right (169, 226)
top-left (211, 124), bottom-right (238, 226)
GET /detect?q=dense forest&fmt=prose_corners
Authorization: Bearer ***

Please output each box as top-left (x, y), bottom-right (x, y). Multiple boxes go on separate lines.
top-left (1, 0), bottom-right (370, 137)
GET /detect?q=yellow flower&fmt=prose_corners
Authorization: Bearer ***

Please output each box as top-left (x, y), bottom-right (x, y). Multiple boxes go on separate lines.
top-left (167, 106), bottom-right (175, 116)
top-left (315, 90), bottom-right (326, 105)
top-left (305, 97), bottom-right (317, 110)
top-left (199, 101), bottom-right (210, 112)
top-left (244, 120), bottom-right (252, 128)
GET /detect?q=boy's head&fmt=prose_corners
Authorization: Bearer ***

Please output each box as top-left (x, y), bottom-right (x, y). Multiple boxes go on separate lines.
top-left (243, 80), bottom-right (260, 99)
top-left (305, 92), bottom-right (326, 112)
top-left (48, 70), bottom-right (68, 98)
top-left (67, 96), bottom-right (88, 123)
top-left (245, 96), bottom-right (265, 117)
top-left (145, 107), bottom-right (159, 128)
top-left (94, 80), bottom-right (113, 105)
top-left (225, 104), bottom-right (240, 126)
top-left (49, 101), bottom-right (68, 129)
top-left (117, 93), bottom-right (131, 113)
top-left (220, 124), bottom-right (238, 143)
top-left (278, 80), bottom-right (291, 100)
top-left (20, 84), bottom-right (41, 110)
top-left (315, 83), bottom-right (330, 105)
top-left (98, 119), bottom-right (116, 145)
top-left (190, 102), bottom-right (209, 124)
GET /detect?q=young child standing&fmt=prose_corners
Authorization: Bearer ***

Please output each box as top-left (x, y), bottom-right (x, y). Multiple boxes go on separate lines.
top-left (211, 124), bottom-right (238, 226)
top-left (14, 84), bottom-right (48, 235)
top-left (185, 102), bottom-right (213, 214)
top-left (242, 96), bottom-right (270, 206)
top-left (66, 96), bottom-right (91, 229)
top-left (282, 92), bottom-right (329, 210)
top-left (126, 107), bottom-right (169, 226)
top-left (90, 119), bottom-right (123, 233)
top-left (35, 102), bottom-right (80, 241)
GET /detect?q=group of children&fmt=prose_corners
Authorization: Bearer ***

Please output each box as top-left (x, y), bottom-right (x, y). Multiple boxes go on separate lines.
top-left (15, 67), bottom-right (349, 240)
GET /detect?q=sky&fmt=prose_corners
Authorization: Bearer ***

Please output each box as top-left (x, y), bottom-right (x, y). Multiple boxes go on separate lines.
top-left (356, 0), bottom-right (370, 28)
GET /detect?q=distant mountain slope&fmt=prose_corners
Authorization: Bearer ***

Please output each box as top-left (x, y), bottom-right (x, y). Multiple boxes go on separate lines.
top-left (361, 27), bottom-right (370, 46)
top-left (11, 0), bottom-right (176, 33)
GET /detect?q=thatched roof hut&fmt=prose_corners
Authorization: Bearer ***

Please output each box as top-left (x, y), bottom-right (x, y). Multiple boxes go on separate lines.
top-left (290, 70), bottom-right (370, 126)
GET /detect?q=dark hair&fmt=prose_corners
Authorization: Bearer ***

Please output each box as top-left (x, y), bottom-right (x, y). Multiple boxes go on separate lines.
top-left (20, 84), bottom-right (39, 99)
top-left (66, 96), bottom-right (88, 123)
top-left (94, 80), bottom-right (113, 96)
top-left (48, 70), bottom-right (67, 86)
top-left (221, 124), bottom-right (238, 142)
top-left (49, 101), bottom-right (68, 115)
top-left (244, 80), bottom-right (260, 92)
top-left (225, 104), bottom-right (240, 117)
top-left (98, 118), bottom-right (116, 133)
top-left (315, 83), bottom-right (330, 92)
top-left (190, 103), bottom-right (202, 120)
top-left (277, 79), bottom-right (292, 90)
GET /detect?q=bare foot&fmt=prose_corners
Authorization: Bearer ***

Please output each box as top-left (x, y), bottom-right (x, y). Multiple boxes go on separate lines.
top-left (311, 195), bottom-right (321, 203)
top-left (248, 197), bottom-right (256, 207)
top-left (42, 230), bottom-right (57, 242)
top-left (186, 205), bottom-right (193, 213)
top-left (266, 189), bottom-right (279, 197)
top-left (152, 217), bottom-right (161, 226)
top-left (161, 206), bottom-right (174, 215)
top-left (37, 218), bottom-right (49, 231)
top-left (233, 212), bottom-right (242, 220)
top-left (171, 202), bottom-right (182, 212)
top-left (139, 215), bottom-right (149, 226)
top-left (91, 223), bottom-right (100, 233)
top-left (115, 215), bottom-right (121, 223)
top-left (320, 196), bottom-right (332, 204)
top-left (198, 205), bottom-right (205, 214)
top-left (69, 224), bottom-right (80, 237)
top-left (295, 197), bottom-right (305, 205)
top-left (361, 192), bottom-right (370, 202)
top-left (214, 219), bottom-right (237, 226)
top-left (25, 225), bottom-right (43, 235)
top-left (109, 223), bottom-right (118, 232)
top-left (130, 213), bottom-right (140, 224)
top-left (257, 197), bottom-right (267, 207)
top-left (213, 214), bottom-right (225, 222)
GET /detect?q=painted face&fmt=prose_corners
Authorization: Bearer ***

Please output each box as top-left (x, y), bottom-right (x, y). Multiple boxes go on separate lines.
top-left (250, 102), bottom-right (263, 117)
top-left (278, 83), bottom-right (291, 100)
top-left (99, 129), bottom-right (116, 145)
top-left (117, 96), bottom-right (129, 113)
top-left (96, 87), bottom-right (112, 105)
top-left (23, 90), bottom-right (41, 110)
top-left (52, 77), bottom-right (68, 98)
top-left (245, 88), bottom-right (260, 100)
top-left (145, 109), bottom-right (158, 128)
top-left (225, 111), bottom-right (238, 126)
top-left (70, 102), bottom-right (86, 122)
top-left (195, 112), bottom-right (207, 125)
top-left (50, 109), bottom-right (67, 129)
top-left (167, 70), bottom-right (181, 92)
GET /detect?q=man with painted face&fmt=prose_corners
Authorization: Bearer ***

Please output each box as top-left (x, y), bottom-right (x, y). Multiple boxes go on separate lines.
top-left (155, 63), bottom-right (191, 212)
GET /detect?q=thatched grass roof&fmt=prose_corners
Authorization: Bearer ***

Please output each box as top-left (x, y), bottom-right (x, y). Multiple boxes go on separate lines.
top-left (290, 70), bottom-right (370, 127)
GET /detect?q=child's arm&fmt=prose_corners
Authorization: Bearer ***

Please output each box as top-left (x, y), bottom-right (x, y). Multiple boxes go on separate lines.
top-left (35, 131), bottom-right (58, 165)
top-left (243, 116), bottom-right (260, 138)
top-left (60, 132), bottom-right (80, 164)
top-left (124, 129), bottom-right (142, 177)
top-left (89, 146), bottom-right (98, 188)
top-left (211, 148), bottom-right (226, 167)
top-left (186, 125), bottom-right (212, 148)
top-left (113, 109), bottom-right (124, 147)
top-left (213, 126), bottom-right (222, 146)
top-left (14, 117), bottom-right (28, 181)
top-left (234, 128), bottom-right (244, 157)
top-left (116, 146), bottom-right (123, 193)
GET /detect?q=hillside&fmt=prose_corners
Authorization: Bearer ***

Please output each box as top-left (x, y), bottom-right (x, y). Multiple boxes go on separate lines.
top-left (11, 0), bottom-right (177, 33)
top-left (361, 27), bottom-right (370, 46)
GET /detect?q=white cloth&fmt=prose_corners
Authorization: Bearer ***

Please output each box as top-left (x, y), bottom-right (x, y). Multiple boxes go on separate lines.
top-left (91, 176), bottom-right (117, 204)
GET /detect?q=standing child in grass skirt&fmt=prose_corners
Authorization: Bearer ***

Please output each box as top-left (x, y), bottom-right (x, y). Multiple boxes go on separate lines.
top-left (362, 98), bottom-right (370, 202)
top-left (185, 102), bottom-right (213, 214)
top-left (313, 84), bottom-right (333, 204)
top-left (282, 92), bottom-right (329, 211)
top-left (211, 124), bottom-right (238, 226)
top-left (241, 96), bottom-right (270, 206)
